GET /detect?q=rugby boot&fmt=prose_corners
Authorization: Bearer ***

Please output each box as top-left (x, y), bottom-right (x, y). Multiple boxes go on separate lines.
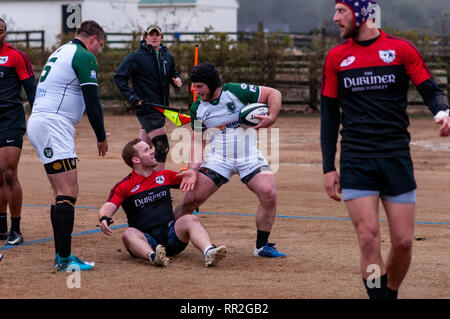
top-left (57, 254), bottom-right (95, 271)
top-left (53, 253), bottom-right (60, 268)
top-left (254, 242), bottom-right (286, 258)
top-left (6, 230), bottom-right (23, 245)
top-left (204, 245), bottom-right (227, 267)
top-left (150, 244), bottom-right (170, 267)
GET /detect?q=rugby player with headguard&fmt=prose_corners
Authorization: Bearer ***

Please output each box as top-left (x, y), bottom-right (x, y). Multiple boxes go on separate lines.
top-left (320, 0), bottom-right (450, 298)
top-left (174, 63), bottom-right (286, 259)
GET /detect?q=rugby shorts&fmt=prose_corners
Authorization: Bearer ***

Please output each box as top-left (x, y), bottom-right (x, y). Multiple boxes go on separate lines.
top-left (27, 112), bottom-right (77, 164)
top-left (200, 149), bottom-right (271, 186)
top-left (0, 129), bottom-right (23, 149)
top-left (0, 105), bottom-right (26, 135)
top-left (144, 220), bottom-right (188, 256)
top-left (141, 221), bottom-right (188, 257)
top-left (136, 107), bottom-right (166, 133)
top-left (342, 189), bottom-right (416, 204)
top-left (340, 156), bottom-right (417, 199)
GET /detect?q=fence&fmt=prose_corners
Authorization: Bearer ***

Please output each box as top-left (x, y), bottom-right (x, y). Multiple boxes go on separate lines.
top-left (94, 56), bottom-right (449, 113)
top-left (7, 31), bottom-right (45, 50)
top-left (18, 30), bottom-right (450, 112)
top-left (105, 31), bottom-right (314, 49)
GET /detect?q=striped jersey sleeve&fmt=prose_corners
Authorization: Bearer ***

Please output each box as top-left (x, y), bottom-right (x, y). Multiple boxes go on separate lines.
top-left (11, 46), bottom-right (34, 81)
top-left (107, 175), bottom-right (131, 207)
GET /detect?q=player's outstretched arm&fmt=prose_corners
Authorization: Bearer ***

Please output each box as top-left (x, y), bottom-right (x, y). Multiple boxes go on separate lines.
top-left (177, 169), bottom-right (197, 192)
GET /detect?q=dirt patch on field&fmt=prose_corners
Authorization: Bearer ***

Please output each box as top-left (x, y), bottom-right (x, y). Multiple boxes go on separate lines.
top-left (0, 114), bottom-right (449, 299)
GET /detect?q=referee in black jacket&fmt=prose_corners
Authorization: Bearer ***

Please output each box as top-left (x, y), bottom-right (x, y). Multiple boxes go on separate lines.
top-left (114, 24), bottom-right (183, 171)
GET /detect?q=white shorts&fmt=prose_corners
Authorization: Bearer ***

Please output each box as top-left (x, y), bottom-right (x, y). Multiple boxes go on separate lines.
top-left (201, 148), bottom-right (270, 181)
top-left (27, 113), bottom-right (77, 164)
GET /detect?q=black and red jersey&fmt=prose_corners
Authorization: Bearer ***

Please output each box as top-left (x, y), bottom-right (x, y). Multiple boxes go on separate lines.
top-left (107, 169), bottom-right (182, 232)
top-left (0, 42), bottom-right (34, 108)
top-left (320, 30), bottom-right (449, 173)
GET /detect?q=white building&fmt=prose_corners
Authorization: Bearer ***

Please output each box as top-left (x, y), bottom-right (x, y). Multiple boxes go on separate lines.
top-left (138, 0), bottom-right (239, 33)
top-left (0, 0), bottom-right (239, 49)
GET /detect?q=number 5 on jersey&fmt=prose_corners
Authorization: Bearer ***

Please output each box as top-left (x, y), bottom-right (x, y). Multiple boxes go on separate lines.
top-left (39, 57), bottom-right (58, 83)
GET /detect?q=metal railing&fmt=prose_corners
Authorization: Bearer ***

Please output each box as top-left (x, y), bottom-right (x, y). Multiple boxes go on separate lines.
top-left (105, 31), bottom-right (314, 48)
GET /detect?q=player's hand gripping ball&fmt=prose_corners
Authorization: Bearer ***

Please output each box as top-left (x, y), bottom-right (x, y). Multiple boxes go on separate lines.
top-left (239, 103), bottom-right (269, 126)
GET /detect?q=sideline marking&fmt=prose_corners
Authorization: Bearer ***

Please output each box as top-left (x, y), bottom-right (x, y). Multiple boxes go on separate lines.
top-left (1, 205), bottom-right (448, 251)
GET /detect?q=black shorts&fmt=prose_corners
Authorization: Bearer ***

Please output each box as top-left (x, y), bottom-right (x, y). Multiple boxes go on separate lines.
top-left (199, 167), bottom-right (229, 187)
top-left (0, 105), bottom-right (26, 136)
top-left (0, 130), bottom-right (23, 149)
top-left (44, 158), bottom-right (78, 175)
top-left (136, 107), bottom-right (165, 133)
top-left (199, 165), bottom-right (271, 188)
top-left (136, 221), bottom-right (188, 257)
top-left (340, 156), bottom-right (416, 196)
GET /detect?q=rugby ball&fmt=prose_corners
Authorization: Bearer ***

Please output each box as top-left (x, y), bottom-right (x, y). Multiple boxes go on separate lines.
top-left (239, 103), bottom-right (269, 126)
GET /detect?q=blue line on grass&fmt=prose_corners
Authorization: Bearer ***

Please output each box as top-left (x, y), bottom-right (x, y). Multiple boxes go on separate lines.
top-left (1, 205), bottom-right (448, 251)
top-left (0, 224), bottom-right (127, 251)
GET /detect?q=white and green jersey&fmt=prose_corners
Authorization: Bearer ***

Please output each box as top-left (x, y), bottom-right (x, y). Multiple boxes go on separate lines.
top-left (190, 82), bottom-right (261, 159)
top-left (32, 39), bottom-right (99, 124)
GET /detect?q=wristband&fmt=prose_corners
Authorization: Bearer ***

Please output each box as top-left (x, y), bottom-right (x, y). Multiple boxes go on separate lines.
top-left (99, 215), bottom-right (112, 226)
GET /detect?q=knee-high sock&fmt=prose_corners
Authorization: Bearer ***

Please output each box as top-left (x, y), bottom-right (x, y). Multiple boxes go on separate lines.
top-left (50, 205), bottom-right (59, 255)
top-left (54, 203), bottom-right (74, 258)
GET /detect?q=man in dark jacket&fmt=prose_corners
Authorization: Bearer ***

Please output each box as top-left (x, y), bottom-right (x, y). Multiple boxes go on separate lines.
top-left (114, 24), bottom-right (183, 171)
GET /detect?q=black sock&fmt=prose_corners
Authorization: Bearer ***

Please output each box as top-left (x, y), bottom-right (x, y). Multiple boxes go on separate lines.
top-left (11, 217), bottom-right (21, 233)
top-left (54, 203), bottom-right (74, 258)
top-left (363, 273), bottom-right (388, 299)
top-left (50, 205), bottom-right (59, 255)
top-left (256, 230), bottom-right (270, 249)
top-left (0, 213), bottom-right (7, 233)
top-left (387, 287), bottom-right (398, 299)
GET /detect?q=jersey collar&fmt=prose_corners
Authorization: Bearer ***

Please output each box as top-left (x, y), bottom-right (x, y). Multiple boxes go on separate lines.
top-left (208, 87), bottom-right (223, 105)
top-left (71, 38), bottom-right (87, 50)
top-left (353, 29), bottom-right (384, 47)
top-left (131, 169), bottom-right (157, 179)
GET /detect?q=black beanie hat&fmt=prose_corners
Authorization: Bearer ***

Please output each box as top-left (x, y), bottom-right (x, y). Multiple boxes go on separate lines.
top-left (189, 62), bottom-right (222, 100)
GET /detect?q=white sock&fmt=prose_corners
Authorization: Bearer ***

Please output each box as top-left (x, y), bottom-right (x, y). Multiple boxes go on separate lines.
top-left (203, 245), bottom-right (215, 257)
